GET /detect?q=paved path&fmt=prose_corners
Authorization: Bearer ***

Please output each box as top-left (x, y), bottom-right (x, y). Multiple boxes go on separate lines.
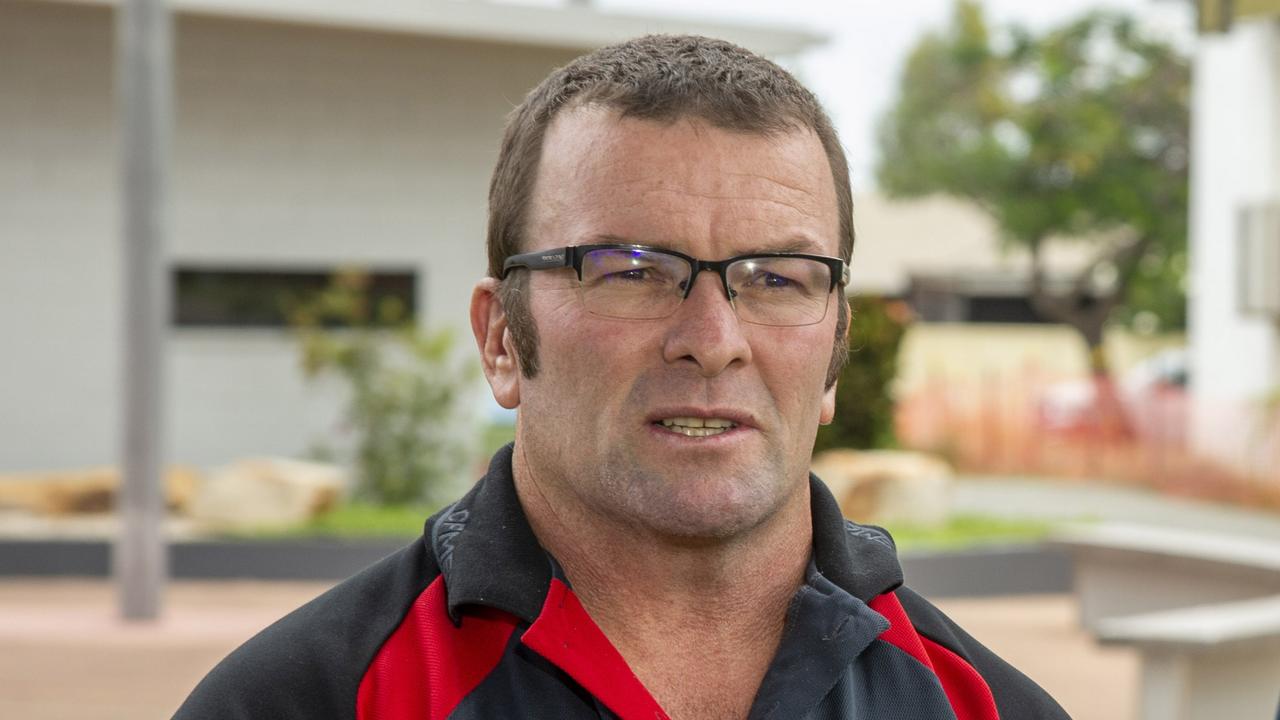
top-left (0, 580), bottom-right (332, 720)
top-left (953, 475), bottom-right (1280, 541)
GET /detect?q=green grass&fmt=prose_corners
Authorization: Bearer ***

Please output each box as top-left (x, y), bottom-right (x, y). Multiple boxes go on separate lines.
top-left (232, 503), bottom-right (1055, 551)
top-left (880, 514), bottom-right (1057, 551)
top-left (227, 502), bottom-right (437, 539)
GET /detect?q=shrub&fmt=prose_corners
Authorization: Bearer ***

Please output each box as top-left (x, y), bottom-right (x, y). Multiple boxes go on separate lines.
top-left (289, 269), bottom-right (476, 505)
top-left (814, 297), bottom-right (910, 452)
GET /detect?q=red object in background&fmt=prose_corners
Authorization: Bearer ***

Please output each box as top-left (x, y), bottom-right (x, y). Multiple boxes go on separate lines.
top-left (1035, 349), bottom-right (1188, 446)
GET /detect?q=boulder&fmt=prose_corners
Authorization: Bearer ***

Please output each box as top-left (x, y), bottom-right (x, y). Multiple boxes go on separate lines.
top-left (187, 458), bottom-right (347, 530)
top-left (810, 449), bottom-right (953, 527)
top-left (0, 466), bottom-right (201, 515)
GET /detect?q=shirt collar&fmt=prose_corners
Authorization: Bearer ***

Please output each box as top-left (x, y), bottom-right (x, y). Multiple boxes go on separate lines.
top-left (807, 470), bottom-right (905, 601)
top-left (429, 444), bottom-right (552, 624)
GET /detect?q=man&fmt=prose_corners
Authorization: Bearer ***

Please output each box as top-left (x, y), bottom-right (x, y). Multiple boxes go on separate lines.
top-left (177, 35), bottom-right (1069, 719)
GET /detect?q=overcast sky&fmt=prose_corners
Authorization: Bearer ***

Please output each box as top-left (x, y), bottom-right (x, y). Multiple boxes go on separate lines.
top-left (595, 0), bottom-right (1196, 190)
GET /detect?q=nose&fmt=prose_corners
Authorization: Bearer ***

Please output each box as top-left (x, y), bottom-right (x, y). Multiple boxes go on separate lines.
top-left (661, 270), bottom-right (753, 377)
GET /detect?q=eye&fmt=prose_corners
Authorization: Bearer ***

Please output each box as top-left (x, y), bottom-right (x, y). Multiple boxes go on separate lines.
top-left (606, 267), bottom-right (653, 282)
top-left (583, 248), bottom-right (687, 290)
top-left (618, 268), bottom-right (646, 280)
top-left (762, 272), bottom-right (793, 288)
top-left (746, 270), bottom-right (802, 291)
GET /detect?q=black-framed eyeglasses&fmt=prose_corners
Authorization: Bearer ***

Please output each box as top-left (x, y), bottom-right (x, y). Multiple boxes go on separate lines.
top-left (501, 244), bottom-right (849, 327)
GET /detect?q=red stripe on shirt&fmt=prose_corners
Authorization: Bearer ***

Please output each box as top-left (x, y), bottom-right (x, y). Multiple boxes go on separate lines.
top-left (869, 592), bottom-right (999, 720)
top-left (920, 633), bottom-right (1002, 720)
top-left (357, 576), bottom-right (519, 720)
top-left (521, 578), bottom-right (670, 720)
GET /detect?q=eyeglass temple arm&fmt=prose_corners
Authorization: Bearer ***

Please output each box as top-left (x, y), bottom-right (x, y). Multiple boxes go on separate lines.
top-left (501, 248), bottom-right (573, 278)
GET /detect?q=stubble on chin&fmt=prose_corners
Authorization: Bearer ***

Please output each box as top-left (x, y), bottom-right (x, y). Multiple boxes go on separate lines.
top-left (589, 442), bottom-right (798, 543)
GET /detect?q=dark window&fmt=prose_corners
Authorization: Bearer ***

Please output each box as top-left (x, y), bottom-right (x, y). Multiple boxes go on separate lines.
top-left (967, 296), bottom-right (1047, 324)
top-left (172, 267), bottom-right (417, 328)
top-left (905, 275), bottom-right (1067, 325)
top-left (907, 285), bottom-right (969, 323)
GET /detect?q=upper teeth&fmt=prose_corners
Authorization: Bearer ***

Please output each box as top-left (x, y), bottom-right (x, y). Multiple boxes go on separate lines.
top-left (659, 417), bottom-right (737, 433)
top-left (660, 417), bottom-right (737, 428)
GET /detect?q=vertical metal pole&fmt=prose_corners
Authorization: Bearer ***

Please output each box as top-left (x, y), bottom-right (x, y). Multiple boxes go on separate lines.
top-left (115, 0), bottom-right (172, 620)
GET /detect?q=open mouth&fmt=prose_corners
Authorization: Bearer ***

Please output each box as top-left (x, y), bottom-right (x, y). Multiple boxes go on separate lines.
top-left (654, 416), bottom-right (739, 438)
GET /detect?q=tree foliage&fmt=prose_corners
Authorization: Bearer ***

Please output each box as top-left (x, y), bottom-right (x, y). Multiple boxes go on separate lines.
top-left (289, 270), bottom-right (476, 506)
top-left (877, 1), bottom-right (1190, 368)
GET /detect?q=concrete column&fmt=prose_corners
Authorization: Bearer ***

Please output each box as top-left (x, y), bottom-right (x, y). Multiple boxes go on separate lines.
top-left (115, 0), bottom-right (172, 620)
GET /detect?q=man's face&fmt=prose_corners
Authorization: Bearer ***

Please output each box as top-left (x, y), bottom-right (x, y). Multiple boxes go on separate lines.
top-left (509, 106), bottom-right (842, 541)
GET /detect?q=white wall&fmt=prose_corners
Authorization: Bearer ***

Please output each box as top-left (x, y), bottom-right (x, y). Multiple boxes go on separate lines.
top-left (1188, 18), bottom-right (1280, 474)
top-left (0, 3), bottom-right (121, 472)
top-left (0, 1), bottom-right (576, 470)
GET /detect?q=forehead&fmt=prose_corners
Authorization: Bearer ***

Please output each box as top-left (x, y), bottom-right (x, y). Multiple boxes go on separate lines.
top-left (526, 106), bottom-right (840, 257)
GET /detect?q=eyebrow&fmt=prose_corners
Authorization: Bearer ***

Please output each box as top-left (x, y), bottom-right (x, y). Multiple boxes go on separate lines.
top-left (749, 238), bottom-right (827, 255)
top-left (587, 234), bottom-right (829, 257)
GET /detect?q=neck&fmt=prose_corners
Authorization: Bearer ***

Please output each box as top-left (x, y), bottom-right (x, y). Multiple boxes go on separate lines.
top-left (512, 444), bottom-right (812, 719)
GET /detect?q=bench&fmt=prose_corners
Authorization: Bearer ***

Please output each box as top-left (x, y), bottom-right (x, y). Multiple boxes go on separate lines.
top-left (1050, 523), bottom-right (1280, 631)
top-left (1052, 523), bottom-right (1280, 719)
top-left (1095, 595), bottom-right (1280, 720)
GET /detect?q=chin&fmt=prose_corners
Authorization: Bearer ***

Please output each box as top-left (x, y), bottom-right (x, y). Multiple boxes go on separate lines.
top-left (616, 472), bottom-right (792, 543)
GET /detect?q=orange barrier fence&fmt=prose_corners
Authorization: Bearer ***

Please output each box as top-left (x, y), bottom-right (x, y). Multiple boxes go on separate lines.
top-left (895, 367), bottom-right (1280, 509)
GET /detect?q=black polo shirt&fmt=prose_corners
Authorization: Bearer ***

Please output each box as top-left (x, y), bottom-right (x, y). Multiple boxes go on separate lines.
top-left (175, 444), bottom-right (1069, 719)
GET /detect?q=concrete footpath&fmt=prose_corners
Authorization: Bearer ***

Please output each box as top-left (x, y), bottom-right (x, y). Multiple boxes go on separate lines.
top-left (953, 474), bottom-right (1280, 542)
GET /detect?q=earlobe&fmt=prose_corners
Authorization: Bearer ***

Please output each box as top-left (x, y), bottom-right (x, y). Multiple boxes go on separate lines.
top-left (819, 381), bottom-right (837, 426)
top-left (470, 279), bottom-right (521, 409)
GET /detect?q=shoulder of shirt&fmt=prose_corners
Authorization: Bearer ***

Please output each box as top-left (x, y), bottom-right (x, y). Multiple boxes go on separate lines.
top-left (892, 585), bottom-right (1073, 719)
top-left (172, 530), bottom-right (442, 720)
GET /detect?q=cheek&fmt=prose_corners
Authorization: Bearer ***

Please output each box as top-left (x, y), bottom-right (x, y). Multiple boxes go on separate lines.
top-left (752, 327), bottom-right (834, 415)
top-left (536, 315), bottom-right (654, 411)
top-left (544, 312), bottom-right (640, 369)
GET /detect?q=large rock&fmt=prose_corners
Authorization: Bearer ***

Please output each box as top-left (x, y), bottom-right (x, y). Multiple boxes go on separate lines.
top-left (810, 449), bottom-right (952, 527)
top-left (187, 458), bottom-right (347, 530)
top-left (0, 466), bottom-right (200, 515)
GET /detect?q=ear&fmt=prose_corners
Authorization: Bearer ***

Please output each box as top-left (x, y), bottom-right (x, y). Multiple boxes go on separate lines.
top-left (819, 297), bottom-right (850, 426)
top-left (471, 278), bottom-right (520, 409)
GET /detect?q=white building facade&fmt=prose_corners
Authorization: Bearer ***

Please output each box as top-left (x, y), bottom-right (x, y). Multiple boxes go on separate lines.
top-left (1189, 1), bottom-right (1280, 477)
top-left (0, 0), bottom-right (818, 471)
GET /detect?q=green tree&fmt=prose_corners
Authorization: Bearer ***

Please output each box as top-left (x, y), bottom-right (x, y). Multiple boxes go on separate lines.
top-left (289, 269), bottom-right (476, 505)
top-left (878, 1), bottom-right (1190, 373)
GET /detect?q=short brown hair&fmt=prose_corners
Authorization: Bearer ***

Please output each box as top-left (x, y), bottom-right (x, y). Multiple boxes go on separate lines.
top-left (487, 34), bottom-right (853, 384)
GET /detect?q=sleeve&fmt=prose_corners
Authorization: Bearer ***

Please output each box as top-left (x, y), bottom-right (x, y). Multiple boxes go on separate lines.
top-left (173, 541), bottom-right (437, 720)
top-left (894, 586), bottom-right (1073, 720)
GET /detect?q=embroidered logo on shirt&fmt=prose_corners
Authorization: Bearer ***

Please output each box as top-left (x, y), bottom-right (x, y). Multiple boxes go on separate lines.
top-left (845, 521), bottom-right (894, 550)
top-left (433, 505), bottom-right (471, 571)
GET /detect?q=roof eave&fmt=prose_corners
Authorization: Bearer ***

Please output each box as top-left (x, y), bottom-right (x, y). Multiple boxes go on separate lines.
top-left (39, 0), bottom-right (826, 56)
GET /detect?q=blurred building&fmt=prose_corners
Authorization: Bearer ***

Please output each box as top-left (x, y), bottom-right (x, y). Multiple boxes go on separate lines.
top-left (0, 0), bottom-right (819, 470)
top-left (1189, 0), bottom-right (1280, 476)
top-left (848, 194), bottom-right (1092, 324)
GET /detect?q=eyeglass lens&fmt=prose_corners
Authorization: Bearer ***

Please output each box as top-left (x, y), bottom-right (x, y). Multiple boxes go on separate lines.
top-left (578, 248), bottom-right (832, 326)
